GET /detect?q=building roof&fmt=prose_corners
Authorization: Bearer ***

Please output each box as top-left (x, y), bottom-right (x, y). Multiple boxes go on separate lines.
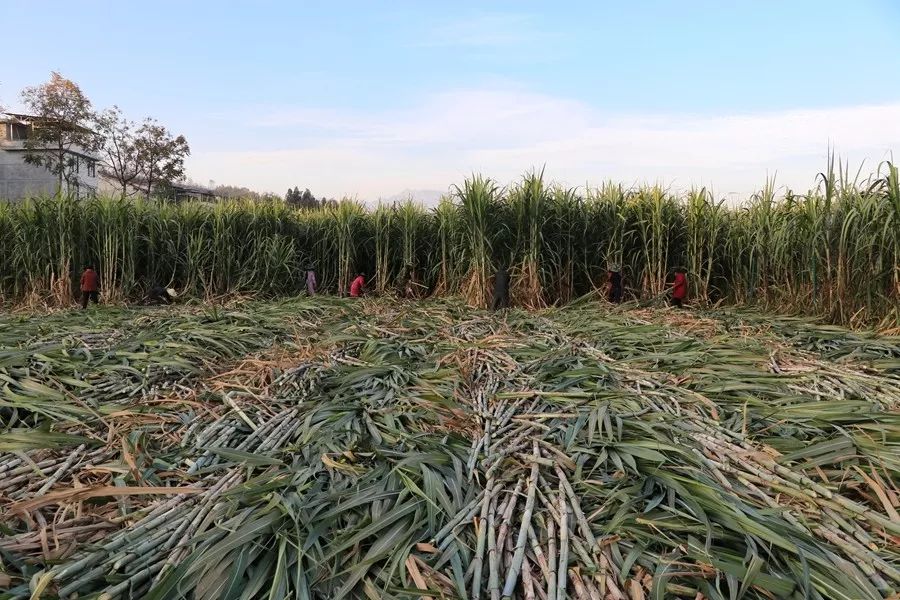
top-left (120, 176), bottom-right (217, 198)
top-left (170, 182), bottom-right (216, 196)
top-left (1, 112), bottom-right (95, 134)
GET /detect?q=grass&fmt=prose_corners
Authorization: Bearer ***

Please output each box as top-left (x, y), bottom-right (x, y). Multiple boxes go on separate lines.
top-left (1, 297), bottom-right (898, 599)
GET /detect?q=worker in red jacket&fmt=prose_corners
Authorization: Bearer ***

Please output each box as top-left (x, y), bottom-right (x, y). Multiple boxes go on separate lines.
top-left (80, 265), bottom-right (100, 309)
top-left (670, 267), bottom-right (687, 307)
top-left (349, 272), bottom-right (366, 297)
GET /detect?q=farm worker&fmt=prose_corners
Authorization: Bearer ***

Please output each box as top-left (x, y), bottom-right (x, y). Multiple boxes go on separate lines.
top-left (399, 265), bottom-right (416, 299)
top-left (491, 266), bottom-right (510, 310)
top-left (80, 265), bottom-right (100, 309)
top-left (148, 286), bottom-right (177, 305)
top-left (606, 266), bottom-right (623, 303)
top-left (349, 272), bottom-right (366, 297)
top-left (670, 268), bottom-right (687, 307)
top-left (306, 267), bottom-right (317, 295)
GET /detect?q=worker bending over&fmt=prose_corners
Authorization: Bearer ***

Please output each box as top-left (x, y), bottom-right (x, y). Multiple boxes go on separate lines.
top-left (349, 272), bottom-right (366, 297)
top-left (670, 268), bottom-right (687, 307)
top-left (148, 286), bottom-right (178, 305)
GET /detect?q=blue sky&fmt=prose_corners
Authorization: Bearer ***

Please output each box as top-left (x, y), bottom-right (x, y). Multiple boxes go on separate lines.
top-left (3, 0), bottom-right (900, 200)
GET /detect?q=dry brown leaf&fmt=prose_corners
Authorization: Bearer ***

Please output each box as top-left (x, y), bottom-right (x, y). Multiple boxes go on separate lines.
top-left (8, 485), bottom-right (200, 516)
top-left (629, 578), bottom-right (646, 600)
top-left (121, 437), bottom-right (139, 479)
top-left (404, 555), bottom-right (433, 600)
top-left (415, 542), bottom-right (439, 554)
top-left (854, 466), bottom-right (900, 522)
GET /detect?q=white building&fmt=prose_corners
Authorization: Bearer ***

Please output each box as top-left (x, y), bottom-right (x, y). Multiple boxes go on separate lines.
top-left (0, 112), bottom-right (99, 201)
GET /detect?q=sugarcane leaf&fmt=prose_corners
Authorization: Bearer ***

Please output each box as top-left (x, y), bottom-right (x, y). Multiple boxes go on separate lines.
top-left (204, 447), bottom-right (284, 466)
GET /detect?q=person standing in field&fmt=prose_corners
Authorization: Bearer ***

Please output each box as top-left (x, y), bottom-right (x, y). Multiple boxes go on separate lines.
top-left (399, 265), bottom-right (418, 299)
top-left (80, 265), bottom-right (100, 309)
top-left (349, 272), bottom-right (366, 297)
top-left (305, 267), bottom-right (317, 296)
top-left (606, 266), bottom-right (623, 304)
top-left (670, 267), bottom-right (688, 307)
top-left (491, 265), bottom-right (510, 310)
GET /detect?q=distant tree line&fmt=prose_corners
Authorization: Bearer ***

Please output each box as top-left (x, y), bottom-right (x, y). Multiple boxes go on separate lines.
top-left (285, 186), bottom-right (337, 209)
top-left (215, 184), bottom-right (282, 202)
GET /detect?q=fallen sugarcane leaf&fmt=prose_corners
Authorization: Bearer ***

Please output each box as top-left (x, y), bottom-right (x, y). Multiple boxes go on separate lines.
top-left (8, 486), bottom-right (201, 516)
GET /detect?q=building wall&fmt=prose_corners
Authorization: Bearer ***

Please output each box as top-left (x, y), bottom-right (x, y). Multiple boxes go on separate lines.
top-left (0, 146), bottom-right (99, 201)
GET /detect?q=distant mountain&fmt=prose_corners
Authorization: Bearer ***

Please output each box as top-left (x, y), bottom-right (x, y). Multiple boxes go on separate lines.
top-left (378, 189), bottom-right (446, 207)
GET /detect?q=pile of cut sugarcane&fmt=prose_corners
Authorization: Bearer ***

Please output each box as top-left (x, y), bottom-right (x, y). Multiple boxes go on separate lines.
top-left (1, 298), bottom-right (898, 599)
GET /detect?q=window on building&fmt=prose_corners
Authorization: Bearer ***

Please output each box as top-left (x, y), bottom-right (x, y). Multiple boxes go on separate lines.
top-left (87, 160), bottom-right (96, 178)
top-left (10, 123), bottom-right (30, 140)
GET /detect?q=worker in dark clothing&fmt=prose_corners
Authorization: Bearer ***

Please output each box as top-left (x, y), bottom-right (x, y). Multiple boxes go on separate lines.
top-left (606, 267), bottom-right (623, 303)
top-left (80, 265), bottom-right (100, 309)
top-left (148, 286), bottom-right (177, 305)
top-left (491, 266), bottom-right (510, 310)
top-left (669, 268), bottom-right (687, 307)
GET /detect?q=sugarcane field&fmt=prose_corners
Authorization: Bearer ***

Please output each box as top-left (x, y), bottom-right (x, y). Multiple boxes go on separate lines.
top-left (2, 169), bottom-right (900, 600)
top-left (1, 161), bottom-right (900, 600)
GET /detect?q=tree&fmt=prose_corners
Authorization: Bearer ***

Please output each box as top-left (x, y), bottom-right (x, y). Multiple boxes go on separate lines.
top-left (286, 186), bottom-right (302, 206)
top-left (20, 72), bottom-right (99, 197)
top-left (134, 118), bottom-right (190, 198)
top-left (95, 110), bottom-right (191, 199)
top-left (285, 186), bottom-right (330, 209)
top-left (95, 106), bottom-right (140, 198)
top-left (300, 188), bottom-right (316, 208)
top-left (216, 184), bottom-right (268, 201)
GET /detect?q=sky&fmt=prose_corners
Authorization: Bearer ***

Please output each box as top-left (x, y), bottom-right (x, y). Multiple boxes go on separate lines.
top-left (3, 0), bottom-right (900, 202)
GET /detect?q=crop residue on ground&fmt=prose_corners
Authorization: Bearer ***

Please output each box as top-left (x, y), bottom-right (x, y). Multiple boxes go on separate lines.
top-left (1, 298), bottom-right (899, 599)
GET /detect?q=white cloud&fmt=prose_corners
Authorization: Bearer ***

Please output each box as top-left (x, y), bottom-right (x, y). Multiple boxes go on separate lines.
top-left (187, 88), bottom-right (900, 202)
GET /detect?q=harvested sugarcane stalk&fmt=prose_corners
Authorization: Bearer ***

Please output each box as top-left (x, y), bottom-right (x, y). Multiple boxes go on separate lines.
top-left (1, 297), bottom-right (898, 599)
